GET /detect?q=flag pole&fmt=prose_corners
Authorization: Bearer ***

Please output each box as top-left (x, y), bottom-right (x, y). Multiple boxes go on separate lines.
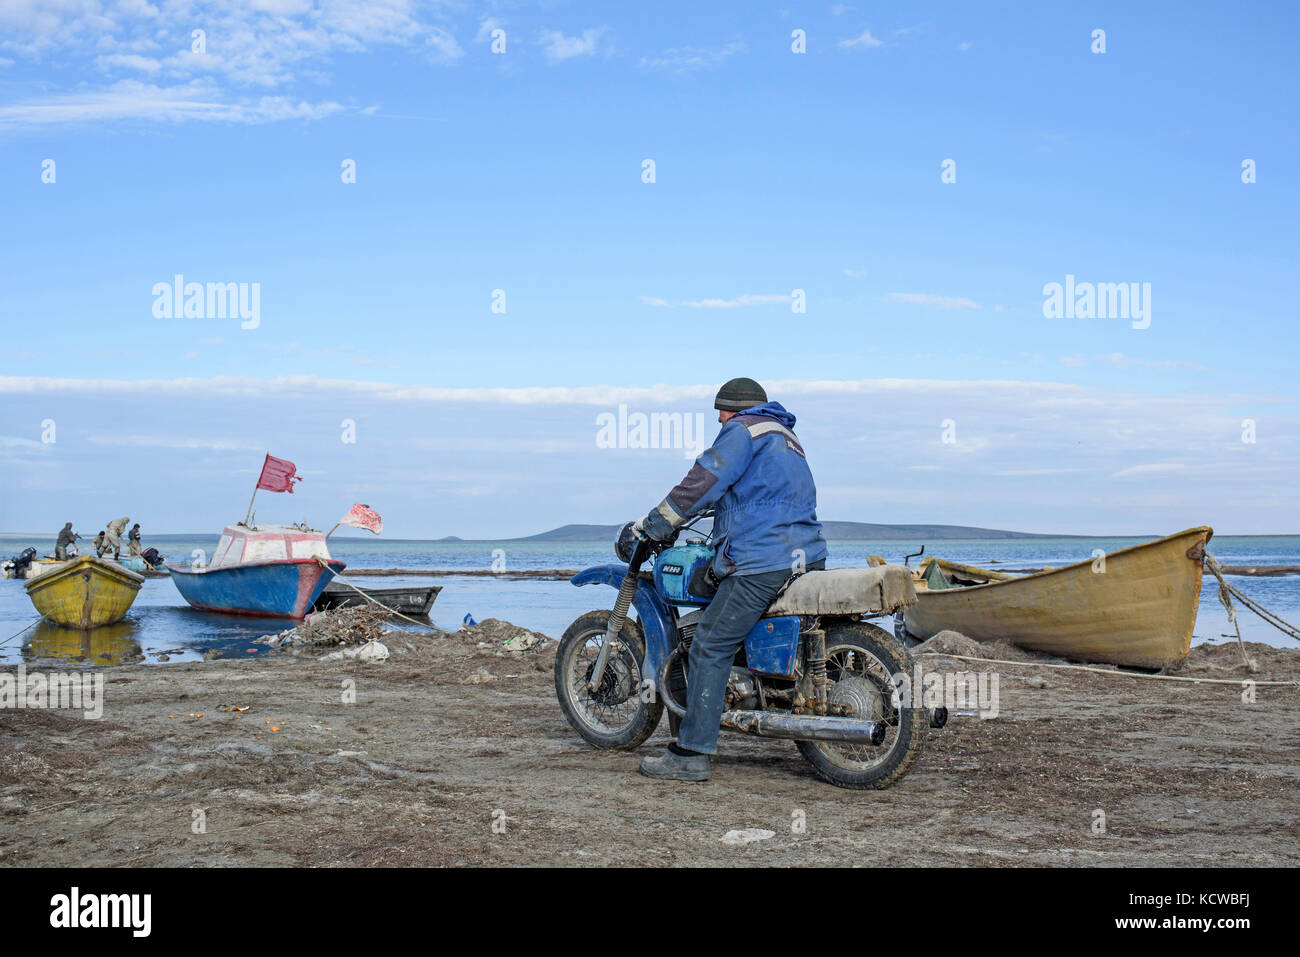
top-left (325, 522), bottom-right (341, 539)
top-left (244, 453), bottom-right (267, 527)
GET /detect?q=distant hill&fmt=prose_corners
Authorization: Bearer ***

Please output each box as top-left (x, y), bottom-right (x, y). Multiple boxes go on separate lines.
top-left (460, 521), bottom-right (1088, 543)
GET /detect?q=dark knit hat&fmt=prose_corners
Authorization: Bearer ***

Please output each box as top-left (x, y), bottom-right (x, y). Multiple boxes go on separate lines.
top-left (714, 377), bottom-right (768, 412)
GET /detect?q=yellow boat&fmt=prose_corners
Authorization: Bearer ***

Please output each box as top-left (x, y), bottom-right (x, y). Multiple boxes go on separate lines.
top-left (901, 527), bottom-right (1213, 669)
top-left (24, 555), bottom-right (144, 629)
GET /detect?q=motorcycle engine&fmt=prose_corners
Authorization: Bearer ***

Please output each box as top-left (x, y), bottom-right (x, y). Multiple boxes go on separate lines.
top-left (725, 666), bottom-right (759, 710)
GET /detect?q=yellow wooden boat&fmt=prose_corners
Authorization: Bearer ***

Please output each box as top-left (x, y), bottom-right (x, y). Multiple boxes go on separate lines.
top-left (901, 526), bottom-right (1212, 669)
top-left (24, 555), bottom-right (144, 629)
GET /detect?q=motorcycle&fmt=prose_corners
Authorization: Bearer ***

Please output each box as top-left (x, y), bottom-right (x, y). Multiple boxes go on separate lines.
top-left (554, 515), bottom-right (943, 789)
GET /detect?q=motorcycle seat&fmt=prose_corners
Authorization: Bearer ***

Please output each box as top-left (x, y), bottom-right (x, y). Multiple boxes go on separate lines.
top-left (764, 564), bottom-right (917, 617)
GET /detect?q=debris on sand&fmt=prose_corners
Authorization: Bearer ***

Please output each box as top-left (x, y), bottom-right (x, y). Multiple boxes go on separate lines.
top-left (720, 829), bottom-right (775, 845)
top-left (257, 606), bottom-right (397, 651)
top-left (324, 640), bottom-right (391, 663)
top-left (913, 630), bottom-right (982, 658)
top-left (457, 617), bottom-right (552, 655)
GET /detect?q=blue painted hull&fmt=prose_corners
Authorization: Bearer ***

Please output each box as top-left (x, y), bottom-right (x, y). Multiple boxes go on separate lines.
top-left (167, 559), bottom-right (345, 619)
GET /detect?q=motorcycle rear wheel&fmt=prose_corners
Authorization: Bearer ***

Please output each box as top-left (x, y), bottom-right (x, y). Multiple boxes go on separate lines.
top-left (555, 610), bottom-right (664, 751)
top-left (795, 620), bottom-right (927, 789)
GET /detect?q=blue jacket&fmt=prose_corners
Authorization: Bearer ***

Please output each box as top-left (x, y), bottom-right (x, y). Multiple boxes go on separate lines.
top-left (643, 402), bottom-right (828, 577)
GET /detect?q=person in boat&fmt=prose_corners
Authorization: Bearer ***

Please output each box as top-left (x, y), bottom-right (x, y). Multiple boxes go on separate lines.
top-left (631, 377), bottom-right (828, 783)
top-left (92, 531), bottom-right (107, 557)
top-left (128, 523), bottom-right (142, 557)
top-left (55, 522), bottom-right (79, 560)
top-left (104, 516), bottom-right (130, 560)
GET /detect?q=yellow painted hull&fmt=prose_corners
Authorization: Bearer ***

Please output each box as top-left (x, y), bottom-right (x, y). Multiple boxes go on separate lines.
top-left (903, 527), bottom-right (1212, 669)
top-left (24, 555), bottom-right (144, 629)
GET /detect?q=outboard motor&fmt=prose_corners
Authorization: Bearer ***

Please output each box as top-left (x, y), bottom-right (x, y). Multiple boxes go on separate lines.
top-left (10, 547), bottom-right (36, 574)
top-left (141, 546), bottom-right (165, 569)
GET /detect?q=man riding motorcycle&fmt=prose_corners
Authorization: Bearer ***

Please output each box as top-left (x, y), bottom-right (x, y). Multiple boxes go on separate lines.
top-left (633, 377), bottom-right (828, 782)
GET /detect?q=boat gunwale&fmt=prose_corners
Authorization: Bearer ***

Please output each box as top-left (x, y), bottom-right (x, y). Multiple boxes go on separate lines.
top-left (914, 526), bottom-right (1213, 598)
top-left (166, 557), bottom-right (347, 576)
top-left (23, 555), bottom-right (145, 592)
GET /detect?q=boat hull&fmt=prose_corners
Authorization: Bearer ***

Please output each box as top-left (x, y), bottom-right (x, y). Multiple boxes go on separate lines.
top-left (167, 558), bottom-right (345, 619)
top-left (903, 527), bottom-right (1212, 669)
top-left (313, 582), bottom-right (441, 617)
top-left (24, 555), bottom-right (144, 629)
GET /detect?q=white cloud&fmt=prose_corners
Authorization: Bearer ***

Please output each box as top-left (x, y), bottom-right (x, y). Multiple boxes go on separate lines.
top-left (840, 28), bottom-right (883, 48)
top-left (539, 27), bottom-right (605, 62)
top-left (887, 292), bottom-right (980, 310)
top-left (1093, 352), bottom-right (1206, 372)
top-left (1113, 463), bottom-right (1191, 478)
top-left (0, 0), bottom-right (453, 127)
top-left (94, 52), bottom-right (161, 73)
top-left (426, 26), bottom-right (464, 61)
top-left (640, 293), bottom-right (792, 309)
top-left (476, 17), bottom-right (503, 44)
top-left (86, 434), bottom-right (262, 451)
top-left (681, 294), bottom-right (791, 308)
top-left (0, 80), bottom-right (345, 127)
top-left (640, 41), bottom-right (745, 73)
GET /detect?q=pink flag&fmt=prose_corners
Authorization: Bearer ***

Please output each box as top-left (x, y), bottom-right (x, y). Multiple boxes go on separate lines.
top-left (256, 454), bottom-right (301, 493)
top-left (338, 503), bottom-right (383, 535)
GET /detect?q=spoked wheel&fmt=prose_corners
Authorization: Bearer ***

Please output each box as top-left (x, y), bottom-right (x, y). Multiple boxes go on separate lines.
top-left (554, 609), bottom-right (664, 750)
top-left (796, 621), bottom-right (927, 789)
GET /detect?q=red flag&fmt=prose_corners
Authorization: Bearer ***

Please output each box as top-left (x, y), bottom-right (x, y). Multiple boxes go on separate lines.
top-left (256, 454), bottom-right (301, 493)
top-left (337, 503), bottom-right (383, 535)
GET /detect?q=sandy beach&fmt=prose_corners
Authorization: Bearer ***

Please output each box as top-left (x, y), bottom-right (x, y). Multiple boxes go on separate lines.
top-left (2, 624), bottom-right (1296, 867)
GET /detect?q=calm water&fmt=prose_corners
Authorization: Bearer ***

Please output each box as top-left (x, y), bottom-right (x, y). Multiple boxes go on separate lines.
top-left (3, 533), bottom-right (1298, 666)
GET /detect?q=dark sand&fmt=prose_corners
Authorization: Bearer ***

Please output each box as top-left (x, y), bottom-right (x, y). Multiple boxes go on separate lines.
top-left (2, 627), bottom-right (1297, 867)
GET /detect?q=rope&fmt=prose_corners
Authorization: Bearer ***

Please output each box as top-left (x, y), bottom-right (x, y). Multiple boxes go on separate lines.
top-left (313, 559), bottom-right (443, 633)
top-left (1204, 551), bottom-right (1300, 644)
top-left (918, 651), bottom-right (1299, 687)
top-left (0, 593), bottom-right (74, 647)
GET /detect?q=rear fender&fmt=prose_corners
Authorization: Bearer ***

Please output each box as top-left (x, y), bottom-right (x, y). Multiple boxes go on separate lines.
top-left (570, 564), bottom-right (678, 689)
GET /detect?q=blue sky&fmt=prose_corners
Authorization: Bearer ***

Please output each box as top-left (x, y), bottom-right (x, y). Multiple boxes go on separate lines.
top-left (1, 1), bottom-right (1297, 538)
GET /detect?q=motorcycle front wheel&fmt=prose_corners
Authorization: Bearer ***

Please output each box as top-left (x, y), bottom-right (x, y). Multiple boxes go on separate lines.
top-left (554, 609), bottom-right (664, 750)
top-left (795, 620), bottom-right (927, 789)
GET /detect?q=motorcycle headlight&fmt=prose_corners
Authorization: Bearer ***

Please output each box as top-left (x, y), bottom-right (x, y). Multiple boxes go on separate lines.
top-left (615, 522), bottom-right (637, 563)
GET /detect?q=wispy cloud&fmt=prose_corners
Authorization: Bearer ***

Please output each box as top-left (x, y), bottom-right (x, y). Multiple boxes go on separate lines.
top-left (539, 27), bottom-right (606, 62)
top-left (644, 293), bottom-right (791, 309)
top-left (0, 1), bottom-right (454, 127)
top-left (840, 28), bottom-right (883, 48)
top-left (0, 80), bottom-right (346, 127)
top-left (1060, 353), bottom-right (1206, 372)
top-left (640, 41), bottom-right (745, 73)
top-left (887, 292), bottom-right (980, 310)
top-left (86, 434), bottom-right (263, 451)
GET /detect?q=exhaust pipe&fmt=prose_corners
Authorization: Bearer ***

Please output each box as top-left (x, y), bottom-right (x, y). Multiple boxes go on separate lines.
top-left (720, 710), bottom-right (887, 746)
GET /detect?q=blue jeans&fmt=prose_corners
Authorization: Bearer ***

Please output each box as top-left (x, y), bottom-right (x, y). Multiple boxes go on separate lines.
top-left (675, 560), bottom-right (824, 754)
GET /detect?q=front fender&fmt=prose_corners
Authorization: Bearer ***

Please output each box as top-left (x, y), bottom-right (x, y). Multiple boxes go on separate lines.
top-left (571, 564), bottom-right (678, 686)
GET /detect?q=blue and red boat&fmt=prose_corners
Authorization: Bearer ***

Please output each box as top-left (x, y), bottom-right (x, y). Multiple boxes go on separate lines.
top-left (168, 524), bottom-right (345, 618)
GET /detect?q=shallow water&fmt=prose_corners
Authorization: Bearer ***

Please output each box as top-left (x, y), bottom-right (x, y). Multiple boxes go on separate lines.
top-left (2, 534), bottom-right (1298, 666)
